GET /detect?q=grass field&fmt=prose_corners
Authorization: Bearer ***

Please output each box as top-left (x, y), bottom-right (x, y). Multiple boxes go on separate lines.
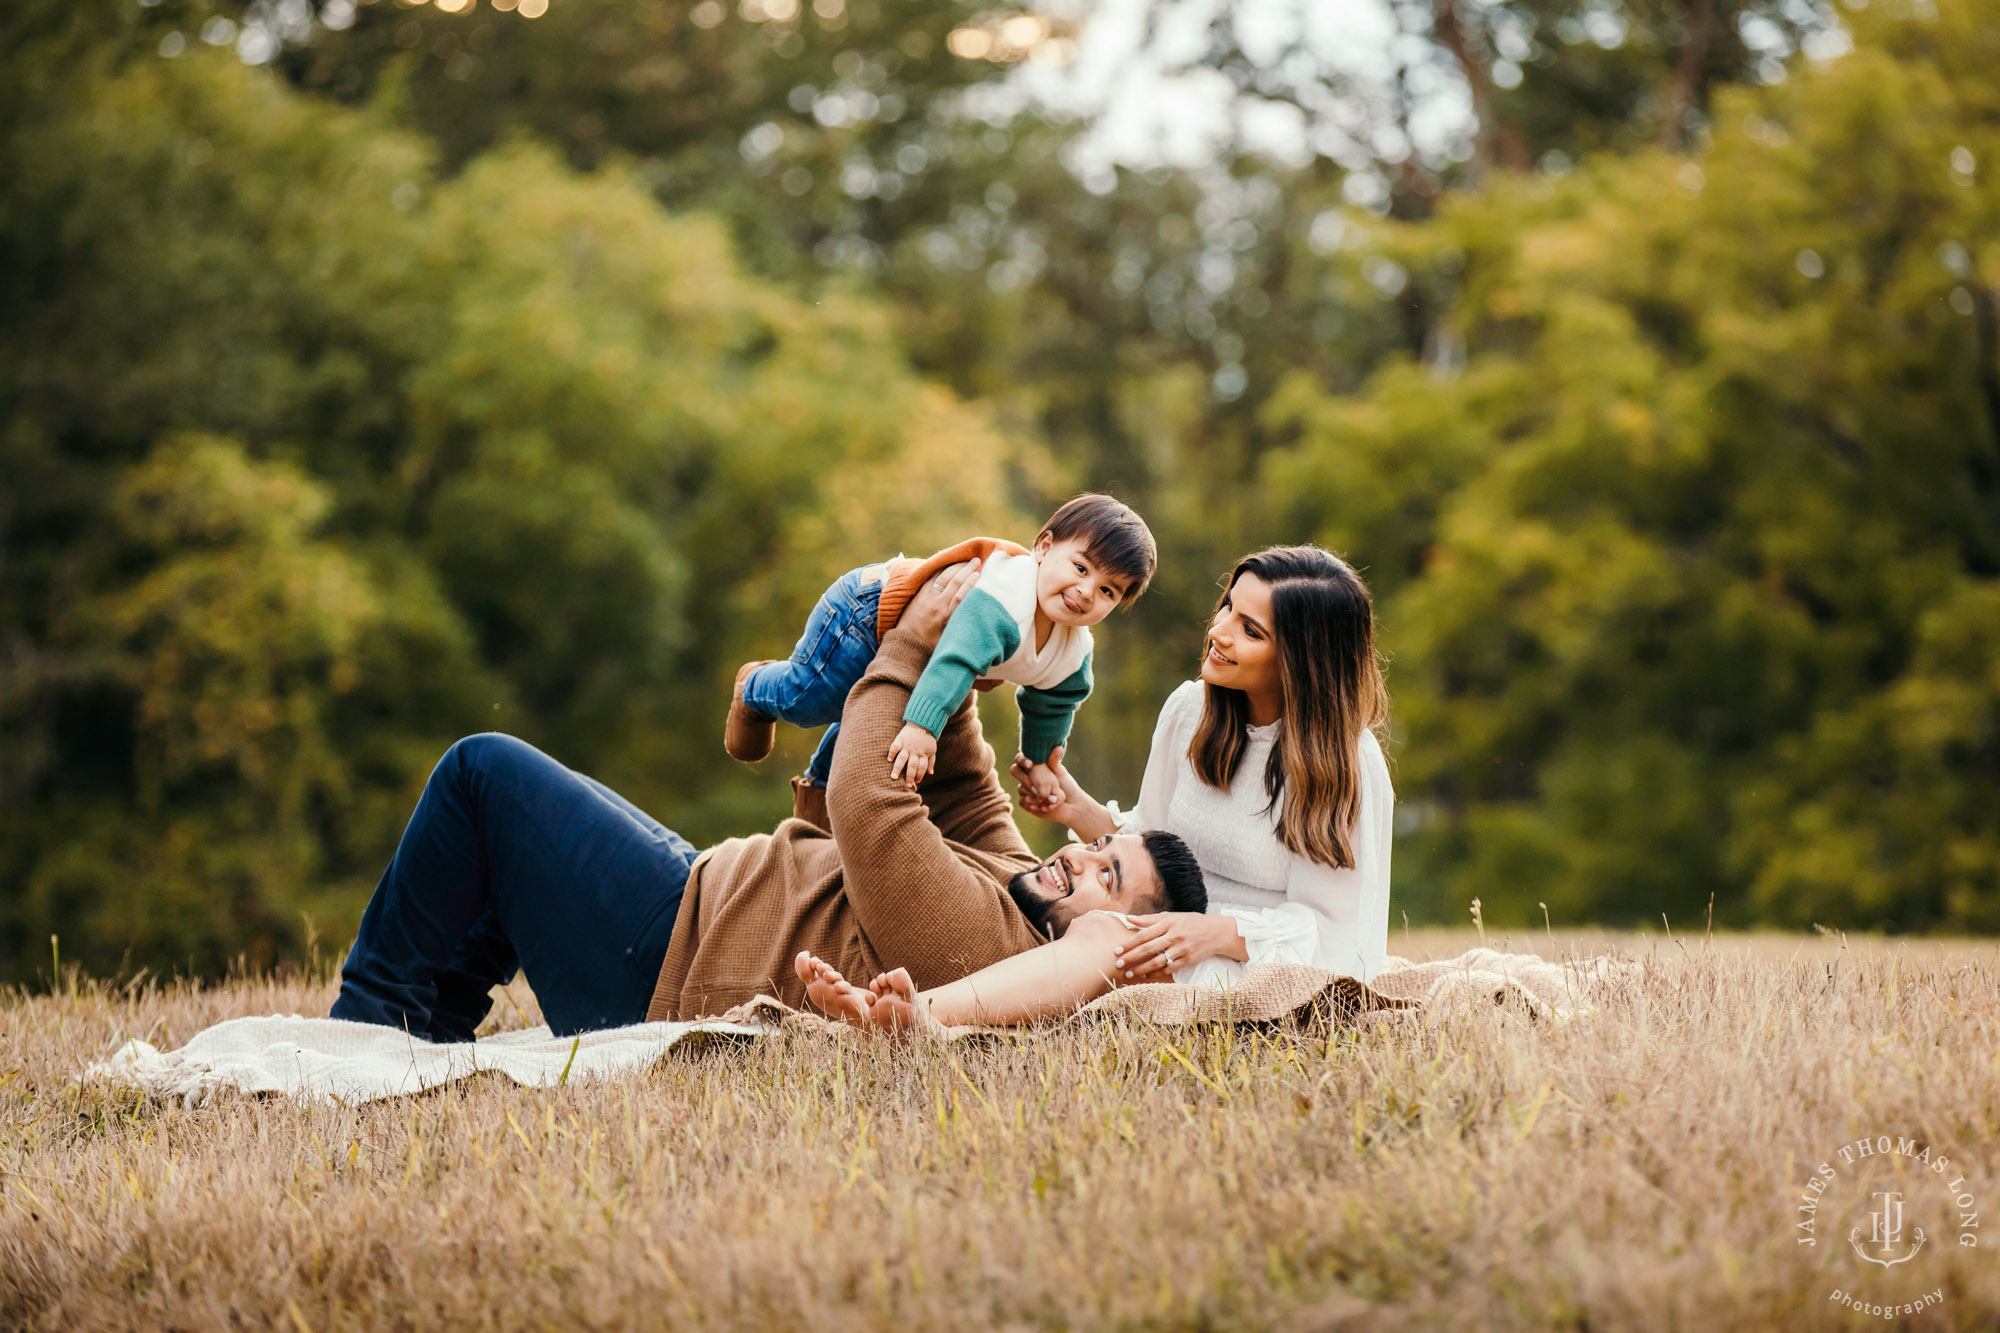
top-left (2, 929), bottom-right (1995, 1331)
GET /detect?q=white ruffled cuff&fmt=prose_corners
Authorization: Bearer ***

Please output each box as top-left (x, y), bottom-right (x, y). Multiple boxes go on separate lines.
top-left (1215, 903), bottom-right (1318, 969)
top-left (1171, 909), bottom-right (1318, 988)
top-left (1177, 956), bottom-right (1245, 988)
top-left (1101, 798), bottom-right (1143, 836)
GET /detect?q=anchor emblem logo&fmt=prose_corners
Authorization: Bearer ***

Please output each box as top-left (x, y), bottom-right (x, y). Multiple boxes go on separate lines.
top-left (1849, 1191), bottom-right (1926, 1267)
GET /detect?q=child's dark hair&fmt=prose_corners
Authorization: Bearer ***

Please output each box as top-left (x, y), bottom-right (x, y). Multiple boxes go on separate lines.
top-left (1035, 493), bottom-right (1157, 602)
top-left (1141, 830), bottom-right (1207, 915)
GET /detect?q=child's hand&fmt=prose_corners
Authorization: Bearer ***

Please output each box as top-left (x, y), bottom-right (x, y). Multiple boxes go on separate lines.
top-left (1019, 760), bottom-right (1062, 809)
top-left (888, 723), bottom-right (939, 787)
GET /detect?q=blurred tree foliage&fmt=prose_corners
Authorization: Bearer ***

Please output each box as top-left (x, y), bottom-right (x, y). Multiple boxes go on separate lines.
top-left (1268, 0), bottom-right (2000, 931)
top-left (2, 0), bottom-right (1994, 981)
top-left (0, 1), bottom-right (1033, 980)
top-left (1141, 0), bottom-right (1832, 182)
top-left (258, 0), bottom-right (1846, 812)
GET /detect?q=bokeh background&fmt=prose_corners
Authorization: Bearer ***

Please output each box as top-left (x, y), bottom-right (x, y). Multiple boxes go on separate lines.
top-left (3, 0), bottom-right (1995, 982)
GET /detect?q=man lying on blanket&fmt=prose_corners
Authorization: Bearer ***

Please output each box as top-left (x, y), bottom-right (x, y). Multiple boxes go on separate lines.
top-left (331, 559), bottom-right (1206, 1040)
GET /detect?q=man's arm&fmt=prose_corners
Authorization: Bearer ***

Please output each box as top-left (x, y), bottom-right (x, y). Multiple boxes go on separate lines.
top-left (901, 587), bottom-right (1020, 739)
top-left (827, 622), bottom-right (1039, 979)
top-left (828, 623), bottom-right (1034, 864)
top-left (920, 685), bottom-right (1038, 855)
top-left (903, 909), bottom-right (1143, 1027)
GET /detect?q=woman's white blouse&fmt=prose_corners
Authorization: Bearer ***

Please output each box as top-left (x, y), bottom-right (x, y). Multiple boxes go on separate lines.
top-left (1106, 681), bottom-right (1394, 984)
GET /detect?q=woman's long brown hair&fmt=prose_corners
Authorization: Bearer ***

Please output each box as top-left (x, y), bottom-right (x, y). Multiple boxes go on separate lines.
top-left (1188, 546), bottom-right (1388, 870)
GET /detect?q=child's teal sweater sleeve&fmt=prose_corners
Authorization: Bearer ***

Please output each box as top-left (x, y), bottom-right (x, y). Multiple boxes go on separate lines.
top-left (1017, 654), bottom-right (1092, 764)
top-left (903, 587), bottom-right (1020, 739)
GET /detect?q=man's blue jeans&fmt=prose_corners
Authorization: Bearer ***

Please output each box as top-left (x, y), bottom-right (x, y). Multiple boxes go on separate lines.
top-left (331, 734), bottom-right (697, 1041)
top-left (739, 564), bottom-right (884, 788)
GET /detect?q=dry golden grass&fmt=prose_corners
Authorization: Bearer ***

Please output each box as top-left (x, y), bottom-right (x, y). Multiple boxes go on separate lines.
top-left (2, 929), bottom-right (1996, 1331)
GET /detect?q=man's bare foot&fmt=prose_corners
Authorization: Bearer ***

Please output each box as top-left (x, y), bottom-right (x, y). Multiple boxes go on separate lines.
top-left (794, 951), bottom-right (875, 1029)
top-left (865, 968), bottom-right (941, 1035)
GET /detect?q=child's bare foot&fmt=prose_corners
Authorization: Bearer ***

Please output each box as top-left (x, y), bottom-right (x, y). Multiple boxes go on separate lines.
top-left (795, 951), bottom-right (875, 1028)
top-left (864, 968), bottom-right (940, 1036)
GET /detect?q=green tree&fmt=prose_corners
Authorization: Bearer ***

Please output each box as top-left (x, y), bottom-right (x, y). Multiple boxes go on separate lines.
top-left (13, 436), bottom-right (496, 976)
top-left (1268, 0), bottom-right (2000, 931)
top-left (0, 4), bottom-right (1034, 979)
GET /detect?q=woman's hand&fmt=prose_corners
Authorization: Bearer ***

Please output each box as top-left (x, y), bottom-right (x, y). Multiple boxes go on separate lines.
top-left (898, 557), bottom-right (980, 650)
top-left (1014, 758), bottom-right (1062, 809)
top-left (1113, 912), bottom-right (1247, 980)
top-left (1008, 746), bottom-right (1117, 842)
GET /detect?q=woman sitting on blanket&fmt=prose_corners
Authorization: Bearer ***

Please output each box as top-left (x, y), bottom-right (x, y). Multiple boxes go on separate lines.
top-left (800, 544), bottom-right (1394, 1032)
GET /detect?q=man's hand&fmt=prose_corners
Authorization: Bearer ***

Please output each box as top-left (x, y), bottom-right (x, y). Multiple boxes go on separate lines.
top-left (1113, 911), bottom-right (1248, 980)
top-left (888, 722), bottom-right (939, 787)
top-left (897, 557), bottom-right (980, 650)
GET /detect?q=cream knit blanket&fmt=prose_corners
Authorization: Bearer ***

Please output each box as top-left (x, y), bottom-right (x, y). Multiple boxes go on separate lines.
top-left (88, 1015), bottom-right (767, 1107)
top-left (88, 949), bottom-right (1634, 1106)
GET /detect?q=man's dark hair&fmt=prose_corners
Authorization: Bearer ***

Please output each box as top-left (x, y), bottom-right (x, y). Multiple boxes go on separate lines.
top-left (1140, 830), bottom-right (1206, 914)
top-left (1037, 493), bottom-right (1158, 602)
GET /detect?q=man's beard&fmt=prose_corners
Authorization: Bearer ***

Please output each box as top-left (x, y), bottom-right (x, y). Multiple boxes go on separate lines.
top-left (1006, 865), bottom-right (1073, 941)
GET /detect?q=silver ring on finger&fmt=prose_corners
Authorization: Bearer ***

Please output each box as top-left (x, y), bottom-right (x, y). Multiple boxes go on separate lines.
top-left (1164, 950), bottom-right (1175, 967)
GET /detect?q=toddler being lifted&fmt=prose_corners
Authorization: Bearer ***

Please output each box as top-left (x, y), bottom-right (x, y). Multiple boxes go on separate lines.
top-left (726, 494), bottom-right (1157, 822)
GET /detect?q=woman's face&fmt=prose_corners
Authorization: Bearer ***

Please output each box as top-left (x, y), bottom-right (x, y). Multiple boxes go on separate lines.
top-left (1201, 571), bottom-right (1281, 701)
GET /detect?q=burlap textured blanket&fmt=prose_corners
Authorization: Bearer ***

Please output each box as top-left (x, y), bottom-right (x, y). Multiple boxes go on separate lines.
top-left (87, 949), bottom-right (1635, 1106)
top-left (721, 946), bottom-right (1639, 1037)
top-left (1098, 946), bottom-right (1639, 1027)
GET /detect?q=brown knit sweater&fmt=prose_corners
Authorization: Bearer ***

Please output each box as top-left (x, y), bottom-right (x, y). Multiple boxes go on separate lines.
top-left (645, 625), bottom-right (1047, 1021)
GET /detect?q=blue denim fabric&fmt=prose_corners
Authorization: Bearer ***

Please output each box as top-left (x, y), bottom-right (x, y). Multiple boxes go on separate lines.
top-left (739, 564), bottom-right (884, 787)
top-left (330, 734), bottom-right (699, 1041)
